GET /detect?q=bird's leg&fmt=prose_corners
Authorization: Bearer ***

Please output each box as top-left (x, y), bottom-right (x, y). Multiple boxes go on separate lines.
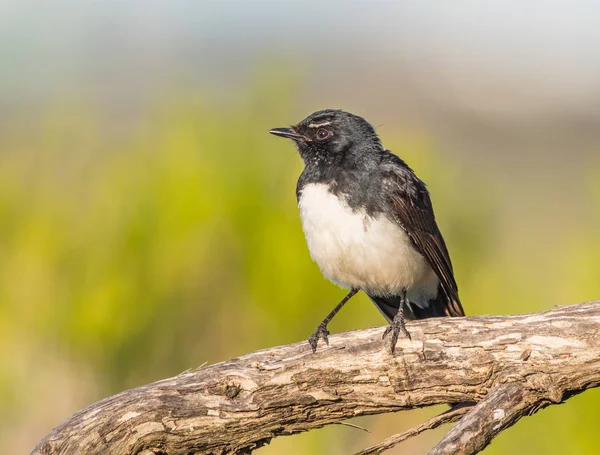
top-left (382, 289), bottom-right (412, 354)
top-left (308, 289), bottom-right (359, 353)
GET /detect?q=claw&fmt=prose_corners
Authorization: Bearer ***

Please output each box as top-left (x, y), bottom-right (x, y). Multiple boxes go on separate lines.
top-left (308, 324), bottom-right (330, 353)
top-left (385, 307), bottom-right (412, 354)
top-left (388, 322), bottom-right (411, 354)
top-left (382, 325), bottom-right (392, 339)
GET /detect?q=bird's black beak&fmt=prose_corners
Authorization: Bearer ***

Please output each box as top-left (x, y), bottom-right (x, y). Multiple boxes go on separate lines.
top-left (268, 127), bottom-right (306, 141)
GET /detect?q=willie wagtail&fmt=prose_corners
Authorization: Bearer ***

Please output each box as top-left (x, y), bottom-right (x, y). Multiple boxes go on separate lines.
top-left (269, 110), bottom-right (465, 353)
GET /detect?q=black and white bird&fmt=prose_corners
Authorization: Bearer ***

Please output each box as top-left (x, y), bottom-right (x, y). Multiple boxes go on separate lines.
top-left (269, 110), bottom-right (464, 353)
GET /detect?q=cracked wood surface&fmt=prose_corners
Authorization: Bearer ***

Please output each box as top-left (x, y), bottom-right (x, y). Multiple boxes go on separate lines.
top-left (32, 301), bottom-right (600, 455)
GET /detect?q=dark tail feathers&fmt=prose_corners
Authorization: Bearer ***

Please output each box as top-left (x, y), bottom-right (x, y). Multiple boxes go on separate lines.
top-left (368, 284), bottom-right (464, 323)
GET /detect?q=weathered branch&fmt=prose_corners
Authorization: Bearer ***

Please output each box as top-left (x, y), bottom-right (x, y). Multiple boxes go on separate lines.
top-left (428, 383), bottom-right (528, 455)
top-left (355, 403), bottom-right (473, 455)
top-left (32, 301), bottom-right (600, 455)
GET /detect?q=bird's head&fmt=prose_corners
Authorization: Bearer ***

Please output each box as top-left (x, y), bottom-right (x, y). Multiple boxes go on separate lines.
top-left (269, 110), bottom-right (383, 167)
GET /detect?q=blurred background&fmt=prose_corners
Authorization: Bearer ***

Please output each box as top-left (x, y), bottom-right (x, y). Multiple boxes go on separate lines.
top-left (3, 1), bottom-right (600, 453)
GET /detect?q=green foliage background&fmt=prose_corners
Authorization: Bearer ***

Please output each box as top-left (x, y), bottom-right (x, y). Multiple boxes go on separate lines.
top-left (2, 79), bottom-right (600, 453)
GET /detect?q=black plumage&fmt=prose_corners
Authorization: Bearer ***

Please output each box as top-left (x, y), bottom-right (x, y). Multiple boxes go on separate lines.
top-left (269, 109), bottom-right (464, 352)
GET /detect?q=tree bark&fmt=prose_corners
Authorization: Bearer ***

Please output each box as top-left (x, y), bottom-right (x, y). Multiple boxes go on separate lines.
top-left (32, 301), bottom-right (600, 455)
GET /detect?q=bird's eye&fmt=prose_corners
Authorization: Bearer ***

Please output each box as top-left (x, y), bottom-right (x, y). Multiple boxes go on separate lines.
top-left (316, 129), bottom-right (331, 141)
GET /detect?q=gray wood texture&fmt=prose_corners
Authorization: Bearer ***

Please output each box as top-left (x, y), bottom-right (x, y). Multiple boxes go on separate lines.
top-left (32, 301), bottom-right (600, 455)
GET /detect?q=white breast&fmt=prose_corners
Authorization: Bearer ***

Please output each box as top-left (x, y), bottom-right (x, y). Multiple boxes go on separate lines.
top-left (298, 183), bottom-right (439, 301)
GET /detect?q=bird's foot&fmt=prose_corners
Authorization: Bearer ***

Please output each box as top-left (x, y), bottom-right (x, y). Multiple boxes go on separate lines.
top-left (308, 323), bottom-right (330, 353)
top-left (382, 313), bottom-right (411, 355)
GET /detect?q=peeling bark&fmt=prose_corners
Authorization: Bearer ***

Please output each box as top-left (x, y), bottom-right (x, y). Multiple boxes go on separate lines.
top-left (32, 301), bottom-right (600, 455)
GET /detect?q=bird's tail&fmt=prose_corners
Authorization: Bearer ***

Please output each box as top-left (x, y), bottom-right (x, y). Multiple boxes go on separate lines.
top-left (368, 284), bottom-right (464, 323)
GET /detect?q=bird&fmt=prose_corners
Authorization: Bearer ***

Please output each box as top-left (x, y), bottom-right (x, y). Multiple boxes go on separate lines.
top-left (269, 109), bottom-right (464, 353)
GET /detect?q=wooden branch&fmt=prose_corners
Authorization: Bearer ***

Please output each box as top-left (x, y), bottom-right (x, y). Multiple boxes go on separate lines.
top-left (32, 301), bottom-right (600, 455)
top-left (355, 404), bottom-right (473, 455)
top-left (427, 383), bottom-right (529, 455)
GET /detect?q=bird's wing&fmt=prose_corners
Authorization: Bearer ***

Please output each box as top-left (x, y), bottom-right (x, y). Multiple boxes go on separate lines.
top-left (384, 166), bottom-right (465, 317)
